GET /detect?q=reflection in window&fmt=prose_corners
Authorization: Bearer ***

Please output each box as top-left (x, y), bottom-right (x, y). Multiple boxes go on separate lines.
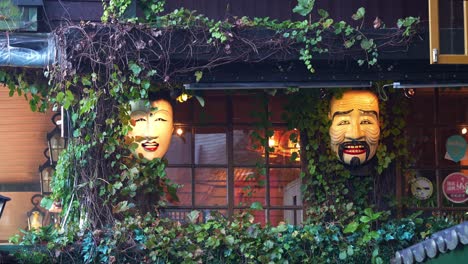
top-left (406, 128), bottom-right (435, 167)
top-left (404, 88), bottom-right (468, 216)
top-left (166, 168), bottom-right (191, 206)
top-left (269, 129), bottom-right (300, 165)
top-left (270, 168), bottom-right (301, 207)
top-left (164, 93), bottom-right (303, 224)
top-left (233, 128), bottom-right (265, 165)
top-left (195, 128), bottom-right (227, 165)
top-left (195, 168), bottom-right (227, 206)
top-left (166, 130), bottom-right (192, 164)
top-left (234, 168), bottom-right (266, 206)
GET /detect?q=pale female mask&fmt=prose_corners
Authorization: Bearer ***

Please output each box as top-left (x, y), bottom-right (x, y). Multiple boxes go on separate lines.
top-left (128, 99), bottom-right (174, 160)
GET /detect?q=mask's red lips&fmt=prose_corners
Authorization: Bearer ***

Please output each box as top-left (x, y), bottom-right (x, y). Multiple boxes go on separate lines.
top-left (343, 144), bottom-right (366, 155)
top-left (142, 141), bottom-right (159, 152)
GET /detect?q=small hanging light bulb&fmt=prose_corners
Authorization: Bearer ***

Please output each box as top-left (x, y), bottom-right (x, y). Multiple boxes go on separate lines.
top-left (176, 128), bottom-right (184, 136)
top-left (462, 127), bottom-right (467, 135)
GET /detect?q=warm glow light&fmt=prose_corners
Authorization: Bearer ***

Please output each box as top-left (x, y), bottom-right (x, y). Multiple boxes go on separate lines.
top-left (268, 137), bottom-right (276, 147)
top-left (462, 127), bottom-right (467, 135)
top-left (176, 128), bottom-right (184, 136)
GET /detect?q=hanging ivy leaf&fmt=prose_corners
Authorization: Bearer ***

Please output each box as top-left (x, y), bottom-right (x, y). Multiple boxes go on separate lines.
top-left (293, 0), bottom-right (315, 16)
top-left (352, 7), bottom-right (366, 21)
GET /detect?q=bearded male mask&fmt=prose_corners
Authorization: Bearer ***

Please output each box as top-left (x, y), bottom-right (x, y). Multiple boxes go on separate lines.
top-left (329, 90), bottom-right (380, 166)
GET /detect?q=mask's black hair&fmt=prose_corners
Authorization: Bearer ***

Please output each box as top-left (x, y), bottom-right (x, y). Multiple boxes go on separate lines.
top-left (148, 90), bottom-right (175, 108)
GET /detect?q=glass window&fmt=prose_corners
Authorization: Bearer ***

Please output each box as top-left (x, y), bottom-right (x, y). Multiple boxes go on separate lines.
top-left (194, 127), bottom-right (227, 165)
top-left (233, 127), bottom-right (265, 165)
top-left (439, 0), bottom-right (465, 54)
top-left (404, 88), bottom-right (468, 215)
top-left (166, 130), bottom-right (192, 164)
top-left (406, 127), bottom-right (435, 167)
top-left (166, 168), bottom-right (192, 206)
top-left (234, 167), bottom-right (266, 206)
top-left (166, 92), bottom-right (302, 224)
top-left (195, 168), bottom-right (227, 206)
top-left (429, 0), bottom-right (468, 64)
top-left (269, 129), bottom-right (300, 165)
top-left (270, 168), bottom-right (301, 206)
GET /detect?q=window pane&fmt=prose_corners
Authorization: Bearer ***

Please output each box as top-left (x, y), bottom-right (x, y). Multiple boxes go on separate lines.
top-left (406, 127), bottom-right (435, 167)
top-left (194, 94), bottom-right (226, 123)
top-left (438, 88), bottom-right (468, 124)
top-left (403, 169), bottom-right (437, 208)
top-left (439, 0), bottom-right (465, 54)
top-left (195, 168), bottom-right (227, 206)
top-left (233, 127), bottom-right (265, 165)
top-left (166, 129), bottom-right (192, 164)
top-left (269, 129), bottom-right (300, 165)
top-left (270, 168), bottom-right (301, 206)
top-left (232, 93), bottom-right (265, 123)
top-left (234, 168), bottom-right (266, 206)
top-left (195, 127), bottom-right (227, 164)
top-left (166, 168), bottom-right (192, 206)
top-left (270, 209), bottom-right (303, 226)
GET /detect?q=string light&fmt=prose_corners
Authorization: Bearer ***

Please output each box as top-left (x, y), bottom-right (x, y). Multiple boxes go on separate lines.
top-left (462, 127), bottom-right (467, 135)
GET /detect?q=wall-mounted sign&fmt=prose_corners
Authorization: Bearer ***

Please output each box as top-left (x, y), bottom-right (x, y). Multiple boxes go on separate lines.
top-left (445, 135), bottom-right (467, 162)
top-left (442, 172), bottom-right (468, 204)
top-left (329, 90), bottom-right (380, 166)
top-left (410, 177), bottom-right (433, 200)
top-left (127, 97), bottom-right (174, 160)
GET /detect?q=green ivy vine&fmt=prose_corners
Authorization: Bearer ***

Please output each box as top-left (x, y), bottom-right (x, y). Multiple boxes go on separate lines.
top-left (0, 0), bottom-right (439, 263)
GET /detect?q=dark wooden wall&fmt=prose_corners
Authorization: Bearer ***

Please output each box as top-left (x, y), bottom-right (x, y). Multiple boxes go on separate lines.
top-left (39, 0), bottom-right (429, 30)
top-left (41, 0), bottom-right (104, 30)
top-left (165, 0), bottom-right (429, 28)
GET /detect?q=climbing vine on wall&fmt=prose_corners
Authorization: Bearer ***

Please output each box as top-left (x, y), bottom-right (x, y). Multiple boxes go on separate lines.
top-left (283, 87), bottom-right (412, 226)
top-left (0, 0), bottom-right (436, 263)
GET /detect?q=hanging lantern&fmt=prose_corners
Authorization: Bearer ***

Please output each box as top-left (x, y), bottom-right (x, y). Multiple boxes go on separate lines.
top-left (47, 127), bottom-right (66, 165)
top-left (39, 163), bottom-right (54, 195)
top-left (0, 194), bottom-right (11, 220)
top-left (27, 194), bottom-right (44, 230)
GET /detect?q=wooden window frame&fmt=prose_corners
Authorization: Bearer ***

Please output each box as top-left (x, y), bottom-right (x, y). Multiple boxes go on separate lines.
top-left (429, 0), bottom-right (468, 64)
top-left (165, 92), bottom-right (304, 225)
top-left (404, 88), bottom-right (468, 215)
